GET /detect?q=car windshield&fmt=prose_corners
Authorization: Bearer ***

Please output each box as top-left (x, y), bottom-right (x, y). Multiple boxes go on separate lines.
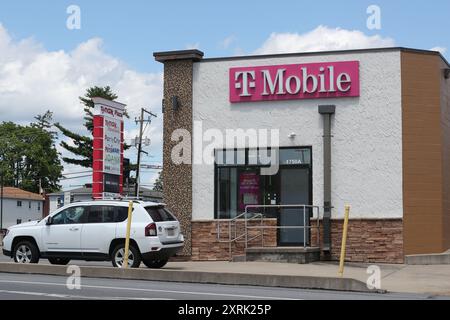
top-left (145, 206), bottom-right (176, 222)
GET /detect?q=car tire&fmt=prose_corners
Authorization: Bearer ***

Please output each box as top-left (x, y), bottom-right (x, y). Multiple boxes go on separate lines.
top-left (13, 240), bottom-right (40, 264)
top-left (48, 257), bottom-right (71, 265)
top-left (143, 259), bottom-right (168, 269)
top-left (111, 243), bottom-right (141, 268)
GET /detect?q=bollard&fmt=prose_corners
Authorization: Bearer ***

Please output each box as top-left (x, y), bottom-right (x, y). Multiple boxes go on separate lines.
top-left (338, 205), bottom-right (350, 277)
top-left (123, 201), bottom-right (133, 269)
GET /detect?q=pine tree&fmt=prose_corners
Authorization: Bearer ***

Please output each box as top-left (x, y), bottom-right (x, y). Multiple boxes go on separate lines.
top-left (153, 171), bottom-right (163, 192)
top-left (31, 110), bottom-right (57, 139)
top-left (54, 86), bottom-right (126, 168)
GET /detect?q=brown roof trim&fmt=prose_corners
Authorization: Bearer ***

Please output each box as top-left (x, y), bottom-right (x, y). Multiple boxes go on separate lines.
top-left (2, 187), bottom-right (44, 201)
top-left (195, 47), bottom-right (450, 68)
top-left (154, 49), bottom-right (204, 63)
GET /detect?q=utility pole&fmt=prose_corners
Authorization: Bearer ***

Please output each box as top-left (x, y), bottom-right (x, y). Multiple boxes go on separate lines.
top-left (135, 108), bottom-right (157, 198)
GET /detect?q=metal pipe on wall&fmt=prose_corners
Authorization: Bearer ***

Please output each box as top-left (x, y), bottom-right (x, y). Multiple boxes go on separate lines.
top-left (319, 105), bottom-right (336, 255)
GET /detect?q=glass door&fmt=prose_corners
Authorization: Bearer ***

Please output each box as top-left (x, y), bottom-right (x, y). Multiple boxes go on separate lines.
top-left (278, 167), bottom-right (311, 246)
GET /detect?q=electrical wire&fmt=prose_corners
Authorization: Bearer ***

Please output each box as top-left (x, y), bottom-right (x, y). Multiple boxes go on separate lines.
top-left (62, 170), bottom-right (93, 176)
top-left (60, 174), bottom-right (92, 180)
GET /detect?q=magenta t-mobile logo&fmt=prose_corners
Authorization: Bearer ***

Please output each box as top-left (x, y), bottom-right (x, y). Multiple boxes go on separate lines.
top-left (229, 61), bottom-right (360, 103)
top-left (234, 71), bottom-right (256, 97)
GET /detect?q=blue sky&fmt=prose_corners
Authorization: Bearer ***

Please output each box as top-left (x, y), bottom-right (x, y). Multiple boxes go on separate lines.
top-left (1, 1), bottom-right (448, 71)
top-left (0, 0), bottom-right (448, 190)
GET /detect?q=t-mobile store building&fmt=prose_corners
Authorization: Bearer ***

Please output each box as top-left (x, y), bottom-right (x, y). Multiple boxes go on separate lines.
top-left (154, 47), bottom-right (450, 263)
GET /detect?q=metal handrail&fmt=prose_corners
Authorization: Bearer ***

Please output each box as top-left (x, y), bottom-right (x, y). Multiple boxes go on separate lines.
top-left (244, 204), bottom-right (321, 250)
top-left (217, 204), bottom-right (321, 260)
top-left (216, 211), bottom-right (264, 260)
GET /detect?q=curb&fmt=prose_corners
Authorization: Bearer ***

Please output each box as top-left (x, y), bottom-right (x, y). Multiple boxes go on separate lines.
top-left (0, 262), bottom-right (385, 294)
top-left (406, 253), bottom-right (450, 265)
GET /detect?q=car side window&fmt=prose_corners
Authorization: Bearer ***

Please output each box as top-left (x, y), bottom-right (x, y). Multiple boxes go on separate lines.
top-left (115, 207), bottom-right (129, 222)
top-left (52, 206), bottom-right (87, 225)
top-left (87, 206), bottom-right (119, 223)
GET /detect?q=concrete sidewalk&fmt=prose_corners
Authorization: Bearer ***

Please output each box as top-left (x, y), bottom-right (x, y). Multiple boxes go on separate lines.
top-left (164, 261), bottom-right (450, 296)
top-left (1, 259), bottom-right (449, 296)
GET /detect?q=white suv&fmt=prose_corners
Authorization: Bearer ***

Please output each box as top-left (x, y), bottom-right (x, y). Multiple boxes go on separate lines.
top-left (1, 200), bottom-right (184, 268)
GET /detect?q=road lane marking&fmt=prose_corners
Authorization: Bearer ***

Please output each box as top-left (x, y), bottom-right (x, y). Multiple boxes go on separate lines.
top-left (0, 279), bottom-right (299, 300)
top-left (0, 289), bottom-right (173, 300)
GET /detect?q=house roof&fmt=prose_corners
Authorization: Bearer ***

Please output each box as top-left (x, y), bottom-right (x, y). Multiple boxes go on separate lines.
top-left (2, 187), bottom-right (44, 201)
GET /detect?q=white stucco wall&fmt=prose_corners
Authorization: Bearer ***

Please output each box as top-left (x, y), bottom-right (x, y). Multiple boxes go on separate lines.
top-left (191, 51), bottom-right (403, 220)
top-left (1, 199), bottom-right (43, 228)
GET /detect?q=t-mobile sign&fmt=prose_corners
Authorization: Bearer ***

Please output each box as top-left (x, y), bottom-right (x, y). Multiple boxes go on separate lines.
top-left (229, 61), bottom-right (359, 103)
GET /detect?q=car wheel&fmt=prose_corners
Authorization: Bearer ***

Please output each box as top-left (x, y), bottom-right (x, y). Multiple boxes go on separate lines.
top-left (48, 257), bottom-right (71, 265)
top-left (13, 241), bottom-right (40, 264)
top-left (143, 259), bottom-right (168, 269)
top-left (111, 244), bottom-right (141, 268)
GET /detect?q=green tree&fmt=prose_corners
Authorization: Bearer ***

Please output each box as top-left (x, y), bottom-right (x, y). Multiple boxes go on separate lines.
top-left (153, 171), bottom-right (163, 192)
top-left (0, 121), bottom-right (63, 193)
top-left (54, 86), bottom-right (124, 168)
top-left (31, 110), bottom-right (57, 138)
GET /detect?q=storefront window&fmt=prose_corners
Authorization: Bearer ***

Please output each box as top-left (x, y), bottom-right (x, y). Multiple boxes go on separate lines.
top-left (214, 147), bottom-right (311, 219)
top-left (216, 167), bottom-right (238, 219)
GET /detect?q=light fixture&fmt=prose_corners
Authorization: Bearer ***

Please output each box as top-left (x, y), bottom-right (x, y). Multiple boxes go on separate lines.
top-left (288, 132), bottom-right (296, 139)
top-left (172, 96), bottom-right (180, 111)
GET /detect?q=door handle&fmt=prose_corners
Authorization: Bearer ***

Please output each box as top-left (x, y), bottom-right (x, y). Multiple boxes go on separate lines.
top-left (69, 227), bottom-right (79, 231)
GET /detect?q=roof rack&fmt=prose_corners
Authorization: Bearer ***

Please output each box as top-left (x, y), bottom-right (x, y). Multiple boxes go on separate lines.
top-left (93, 196), bottom-right (146, 203)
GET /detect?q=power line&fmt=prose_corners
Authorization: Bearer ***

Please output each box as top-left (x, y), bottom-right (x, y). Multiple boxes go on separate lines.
top-left (60, 174), bottom-right (92, 180)
top-left (62, 170), bottom-right (93, 176)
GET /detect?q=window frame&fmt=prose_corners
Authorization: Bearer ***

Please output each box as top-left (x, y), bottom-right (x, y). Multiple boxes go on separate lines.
top-left (214, 146), bottom-right (313, 220)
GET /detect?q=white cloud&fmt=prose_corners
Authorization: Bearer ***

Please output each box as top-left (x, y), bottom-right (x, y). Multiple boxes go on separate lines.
top-left (185, 42), bottom-right (200, 50)
top-left (430, 46), bottom-right (447, 54)
top-left (219, 35), bottom-right (236, 49)
top-left (0, 23), bottom-right (164, 190)
top-left (0, 23), bottom-right (163, 125)
top-left (254, 25), bottom-right (395, 55)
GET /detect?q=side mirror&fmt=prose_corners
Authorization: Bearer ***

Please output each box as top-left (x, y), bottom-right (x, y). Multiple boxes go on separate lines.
top-left (46, 216), bottom-right (53, 225)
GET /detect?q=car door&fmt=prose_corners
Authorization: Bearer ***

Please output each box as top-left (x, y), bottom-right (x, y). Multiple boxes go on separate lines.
top-left (42, 205), bottom-right (87, 253)
top-left (80, 205), bottom-right (119, 256)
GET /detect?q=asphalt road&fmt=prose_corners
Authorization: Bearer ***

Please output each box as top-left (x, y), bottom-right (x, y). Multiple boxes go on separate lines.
top-left (0, 272), bottom-right (447, 300)
top-left (0, 252), bottom-right (112, 266)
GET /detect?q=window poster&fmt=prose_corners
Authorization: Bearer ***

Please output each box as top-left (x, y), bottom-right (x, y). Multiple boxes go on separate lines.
top-left (239, 172), bottom-right (260, 211)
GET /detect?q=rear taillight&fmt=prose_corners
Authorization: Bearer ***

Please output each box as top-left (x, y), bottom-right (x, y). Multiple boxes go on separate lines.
top-left (145, 223), bottom-right (157, 236)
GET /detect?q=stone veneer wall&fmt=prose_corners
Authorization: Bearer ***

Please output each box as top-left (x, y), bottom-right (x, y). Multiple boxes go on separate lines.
top-left (311, 219), bottom-right (404, 263)
top-left (191, 219), bottom-right (277, 261)
top-left (155, 50), bottom-right (204, 257)
top-left (190, 219), bottom-right (403, 263)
